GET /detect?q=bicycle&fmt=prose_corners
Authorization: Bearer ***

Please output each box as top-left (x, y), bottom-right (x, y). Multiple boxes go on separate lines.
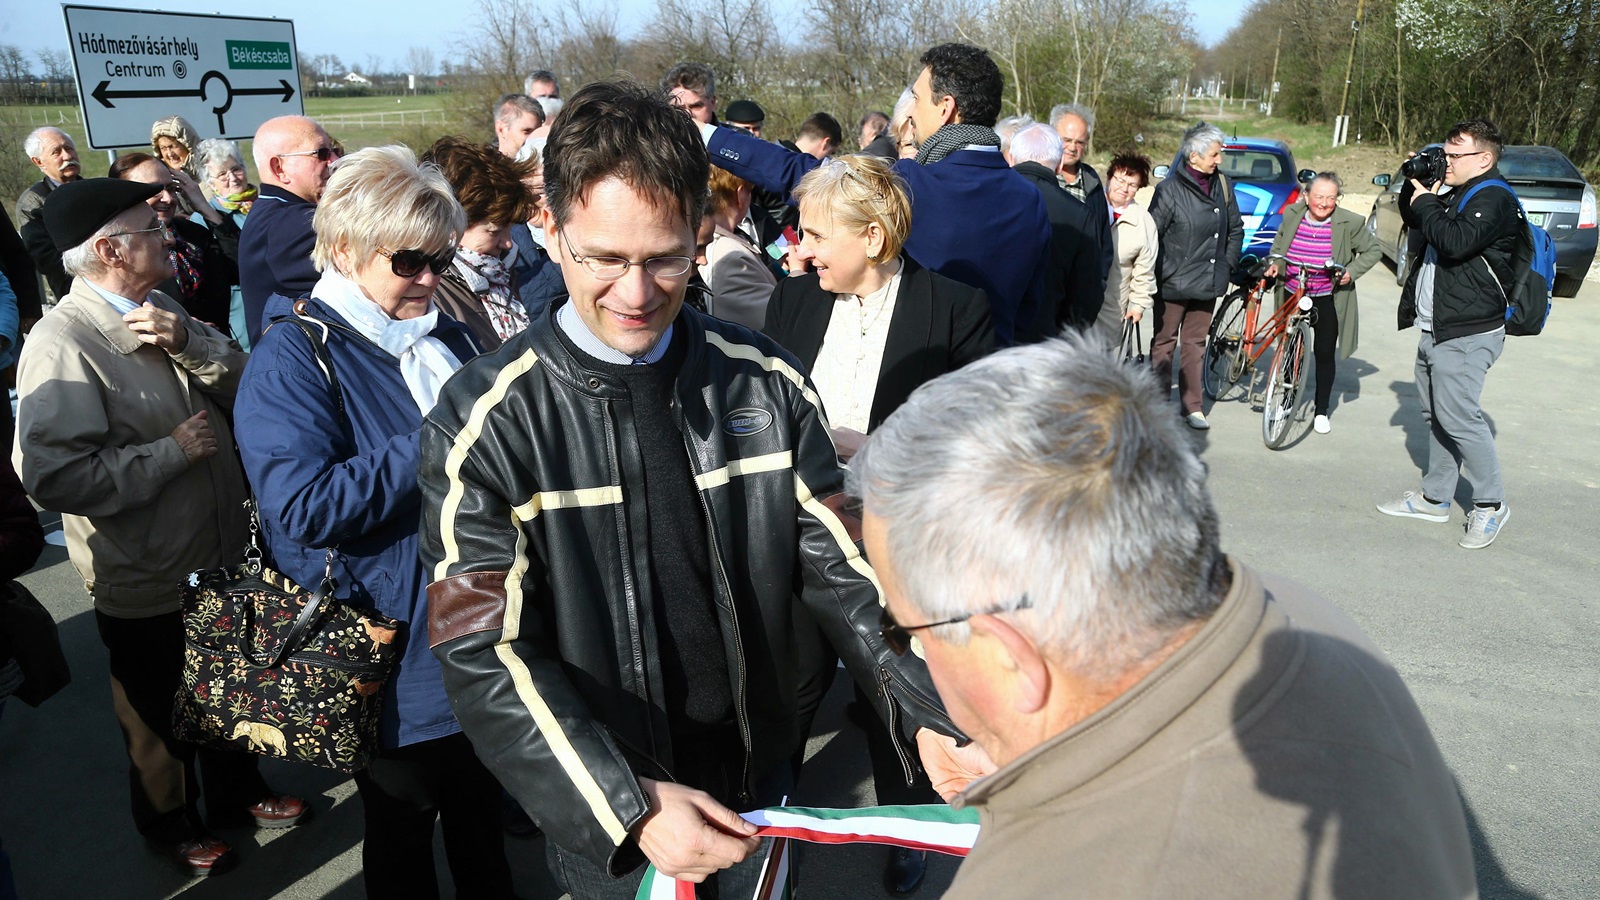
top-left (1202, 255), bottom-right (1345, 449)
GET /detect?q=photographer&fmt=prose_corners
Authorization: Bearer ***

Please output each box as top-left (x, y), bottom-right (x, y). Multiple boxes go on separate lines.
top-left (1377, 118), bottom-right (1520, 550)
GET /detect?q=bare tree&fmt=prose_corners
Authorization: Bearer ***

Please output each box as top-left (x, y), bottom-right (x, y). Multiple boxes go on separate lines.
top-left (406, 46), bottom-right (436, 79)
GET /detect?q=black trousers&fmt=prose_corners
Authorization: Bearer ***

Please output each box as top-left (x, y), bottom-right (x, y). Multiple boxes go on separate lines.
top-left (351, 731), bottom-right (513, 900)
top-left (94, 609), bottom-right (269, 843)
top-left (1311, 294), bottom-right (1340, 415)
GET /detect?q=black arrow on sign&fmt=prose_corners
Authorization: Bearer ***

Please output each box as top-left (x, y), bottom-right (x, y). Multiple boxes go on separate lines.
top-left (91, 71), bottom-right (296, 133)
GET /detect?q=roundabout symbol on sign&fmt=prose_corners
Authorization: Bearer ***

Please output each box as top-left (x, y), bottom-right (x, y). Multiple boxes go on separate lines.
top-left (91, 69), bottom-right (296, 133)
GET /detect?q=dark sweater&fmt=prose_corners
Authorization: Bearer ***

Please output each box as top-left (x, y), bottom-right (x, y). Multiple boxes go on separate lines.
top-left (555, 326), bottom-right (734, 738)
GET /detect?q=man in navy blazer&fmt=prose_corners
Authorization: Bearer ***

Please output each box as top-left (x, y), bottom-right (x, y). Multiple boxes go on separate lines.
top-left (701, 44), bottom-right (1051, 347)
top-left (238, 116), bottom-right (338, 343)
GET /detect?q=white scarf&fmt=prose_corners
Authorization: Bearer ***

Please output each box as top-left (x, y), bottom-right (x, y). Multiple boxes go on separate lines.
top-left (312, 269), bottom-right (463, 414)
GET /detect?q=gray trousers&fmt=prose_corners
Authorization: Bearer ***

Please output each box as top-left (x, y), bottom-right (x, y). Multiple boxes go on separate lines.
top-left (1415, 329), bottom-right (1504, 505)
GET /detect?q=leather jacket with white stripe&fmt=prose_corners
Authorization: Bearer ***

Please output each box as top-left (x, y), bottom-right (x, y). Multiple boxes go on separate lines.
top-left (419, 299), bottom-right (960, 874)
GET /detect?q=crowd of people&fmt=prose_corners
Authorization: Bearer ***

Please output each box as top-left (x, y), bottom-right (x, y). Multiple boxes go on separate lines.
top-left (0, 37), bottom-right (1520, 900)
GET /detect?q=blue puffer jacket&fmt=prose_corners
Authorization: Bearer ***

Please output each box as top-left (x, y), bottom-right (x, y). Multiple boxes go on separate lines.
top-left (234, 293), bottom-right (478, 748)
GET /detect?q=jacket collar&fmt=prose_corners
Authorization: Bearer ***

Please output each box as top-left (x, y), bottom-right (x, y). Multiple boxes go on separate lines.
top-left (65, 279), bottom-right (167, 356)
top-left (530, 296), bottom-right (711, 399)
top-left (256, 183), bottom-right (315, 207)
top-left (957, 557), bottom-right (1286, 810)
top-left (1013, 160), bottom-right (1059, 187)
top-left (929, 147), bottom-right (1010, 170)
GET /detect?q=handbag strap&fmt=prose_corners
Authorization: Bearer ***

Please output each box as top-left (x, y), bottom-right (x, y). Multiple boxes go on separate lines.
top-left (240, 549), bottom-right (338, 669)
top-left (1120, 317), bottom-right (1142, 359)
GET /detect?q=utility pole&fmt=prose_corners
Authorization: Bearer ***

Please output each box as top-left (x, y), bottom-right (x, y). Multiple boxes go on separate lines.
top-left (1335, 0), bottom-right (1366, 146)
top-left (1266, 28), bottom-right (1282, 116)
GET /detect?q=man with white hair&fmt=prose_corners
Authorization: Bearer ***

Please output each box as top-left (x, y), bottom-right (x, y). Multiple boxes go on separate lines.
top-left (849, 336), bottom-right (1478, 899)
top-left (238, 115), bottom-right (339, 343)
top-left (1008, 122), bottom-right (1102, 334)
top-left (1050, 103), bottom-right (1114, 281)
top-left (14, 178), bottom-right (306, 880)
top-left (17, 126), bottom-right (83, 299)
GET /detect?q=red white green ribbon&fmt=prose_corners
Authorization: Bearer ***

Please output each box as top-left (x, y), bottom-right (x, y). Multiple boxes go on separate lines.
top-left (634, 804), bottom-right (980, 900)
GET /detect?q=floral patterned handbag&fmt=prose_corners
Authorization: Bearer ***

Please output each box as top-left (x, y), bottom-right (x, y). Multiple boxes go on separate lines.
top-left (174, 502), bottom-right (400, 773)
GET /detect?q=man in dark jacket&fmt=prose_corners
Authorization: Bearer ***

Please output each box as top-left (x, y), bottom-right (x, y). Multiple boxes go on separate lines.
top-left (238, 116), bottom-right (337, 342)
top-left (17, 127), bottom-right (83, 301)
top-left (418, 81), bottom-right (979, 900)
top-left (701, 44), bottom-right (1052, 346)
top-left (858, 110), bottom-right (897, 160)
top-left (1050, 104), bottom-right (1115, 282)
top-left (1378, 118), bottom-right (1519, 550)
top-left (1009, 123), bottom-right (1103, 335)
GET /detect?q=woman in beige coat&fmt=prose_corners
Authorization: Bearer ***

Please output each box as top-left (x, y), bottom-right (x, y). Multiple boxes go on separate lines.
top-left (1097, 153), bottom-right (1159, 352)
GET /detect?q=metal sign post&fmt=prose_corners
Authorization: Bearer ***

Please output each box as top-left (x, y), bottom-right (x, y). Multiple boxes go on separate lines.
top-left (62, 5), bottom-right (302, 149)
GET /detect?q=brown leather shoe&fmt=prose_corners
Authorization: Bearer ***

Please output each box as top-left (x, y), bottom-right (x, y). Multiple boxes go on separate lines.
top-left (149, 835), bottom-right (237, 878)
top-left (209, 793), bottom-right (311, 830)
top-left (245, 794), bottom-right (309, 829)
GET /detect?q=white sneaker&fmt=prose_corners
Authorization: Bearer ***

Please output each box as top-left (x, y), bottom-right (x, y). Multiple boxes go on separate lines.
top-left (1185, 411), bottom-right (1210, 430)
top-left (1313, 415), bottom-right (1331, 434)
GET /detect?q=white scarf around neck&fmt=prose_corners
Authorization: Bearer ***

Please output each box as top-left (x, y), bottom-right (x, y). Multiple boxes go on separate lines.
top-left (312, 269), bottom-right (463, 414)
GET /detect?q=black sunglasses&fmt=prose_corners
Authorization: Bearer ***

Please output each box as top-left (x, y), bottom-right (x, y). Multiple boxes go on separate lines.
top-left (376, 246), bottom-right (454, 278)
top-left (879, 594), bottom-right (1034, 656)
top-left (277, 146), bottom-right (337, 163)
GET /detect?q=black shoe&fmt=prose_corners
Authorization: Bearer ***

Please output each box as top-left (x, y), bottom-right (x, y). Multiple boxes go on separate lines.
top-left (884, 847), bottom-right (927, 894)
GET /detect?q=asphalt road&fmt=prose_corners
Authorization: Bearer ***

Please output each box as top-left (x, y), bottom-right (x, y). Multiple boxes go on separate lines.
top-left (1, 263), bottom-right (1595, 899)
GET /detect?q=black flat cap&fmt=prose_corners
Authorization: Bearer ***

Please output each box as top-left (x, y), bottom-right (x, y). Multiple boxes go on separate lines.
top-left (724, 100), bottom-right (765, 124)
top-left (43, 178), bottom-right (162, 252)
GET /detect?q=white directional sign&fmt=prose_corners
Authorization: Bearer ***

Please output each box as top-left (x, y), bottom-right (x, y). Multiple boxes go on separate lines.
top-left (63, 5), bottom-right (302, 149)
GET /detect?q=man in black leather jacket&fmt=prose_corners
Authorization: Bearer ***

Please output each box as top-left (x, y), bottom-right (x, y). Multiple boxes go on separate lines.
top-left (1379, 118), bottom-right (1520, 550)
top-left (419, 80), bottom-right (980, 898)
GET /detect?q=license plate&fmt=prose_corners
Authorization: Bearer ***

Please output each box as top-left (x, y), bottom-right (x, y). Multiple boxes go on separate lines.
top-left (1528, 212), bottom-right (1548, 226)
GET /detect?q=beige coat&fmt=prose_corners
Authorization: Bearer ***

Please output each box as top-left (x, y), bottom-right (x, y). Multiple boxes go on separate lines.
top-left (13, 279), bottom-right (249, 617)
top-left (947, 559), bottom-right (1477, 899)
top-left (1104, 201), bottom-right (1158, 317)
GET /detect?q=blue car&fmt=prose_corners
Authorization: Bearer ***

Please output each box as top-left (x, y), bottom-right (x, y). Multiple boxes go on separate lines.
top-left (1159, 138), bottom-right (1315, 259)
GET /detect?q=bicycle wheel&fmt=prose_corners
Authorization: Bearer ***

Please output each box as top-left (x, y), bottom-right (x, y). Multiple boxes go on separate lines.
top-left (1203, 290), bottom-right (1250, 402)
top-left (1261, 319), bottom-right (1313, 449)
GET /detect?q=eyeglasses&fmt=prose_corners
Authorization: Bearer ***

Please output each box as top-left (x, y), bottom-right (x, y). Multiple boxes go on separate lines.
top-left (105, 222), bottom-right (171, 240)
top-left (558, 228), bottom-right (693, 280)
top-left (1444, 149), bottom-right (1488, 161)
top-left (277, 146), bottom-right (337, 163)
top-left (880, 594), bottom-right (1034, 656)
top-left (376, 246), bottom-right (454, 278)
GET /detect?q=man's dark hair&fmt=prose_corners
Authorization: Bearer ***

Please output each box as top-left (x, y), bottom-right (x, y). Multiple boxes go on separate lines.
top-left (545, 80), bottom-right (710, 230)
top-left (107, 151), bottom-right (158, 179)
top-left (919, 43), bottom-right (1003, 128)
top-left (796, 112), bottom-right (843, 151)
top-left (859, 111), bottom-right (890, 141)
top-left (1447, 117), bottom-right (1503, 162)
top-left (660, 62), bottom-right (716, 100)
top-left (495, 93), bottom-right (545, 127)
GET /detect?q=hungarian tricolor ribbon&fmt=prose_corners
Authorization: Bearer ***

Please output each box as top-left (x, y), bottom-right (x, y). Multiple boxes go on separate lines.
top-left (634, 803), bottom-right (981, 900)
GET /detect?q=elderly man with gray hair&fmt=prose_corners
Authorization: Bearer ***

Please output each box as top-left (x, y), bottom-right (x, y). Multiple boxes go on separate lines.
top-left (849, 336), bottom-right (1477, 899)
top-left (17, 126), bottom-right (83, 300)
top-left (1008, 123), bottom-right (1102, 335)
top-left (492, 92), bottom-right (545, 157)
top-left (1049, 103), bottom-right (1114, 282)
top-left (14, 178), bottom-right (306, 879)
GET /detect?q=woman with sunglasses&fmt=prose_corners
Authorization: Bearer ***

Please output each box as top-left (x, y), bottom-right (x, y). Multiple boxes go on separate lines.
top-left (762, 154), bottom-right (992, 895)
top-left (233, 146), bottom-right (512, 900)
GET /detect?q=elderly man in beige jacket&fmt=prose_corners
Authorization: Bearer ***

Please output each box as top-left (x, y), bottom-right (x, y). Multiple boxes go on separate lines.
top-left (849, 336), bottom-right (1477, 899)
top-left (13, 178), bottom-right (306, 879)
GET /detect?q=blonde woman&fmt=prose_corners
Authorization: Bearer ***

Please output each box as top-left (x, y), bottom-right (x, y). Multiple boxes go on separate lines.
top-left (233, 146), bottom-right (510, 900)
top-left (763, 154), bottom-right (993, 894)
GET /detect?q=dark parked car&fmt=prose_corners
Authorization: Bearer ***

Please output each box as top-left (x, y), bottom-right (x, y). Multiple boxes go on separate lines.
top-left (1156, 137), bottom-right (1315, 258)
top-left (1367, 144), bottom-right (1596, 297)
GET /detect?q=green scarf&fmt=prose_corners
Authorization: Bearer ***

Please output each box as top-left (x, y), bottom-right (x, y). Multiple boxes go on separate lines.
top-left (214, 185), bottom-right (258, 215)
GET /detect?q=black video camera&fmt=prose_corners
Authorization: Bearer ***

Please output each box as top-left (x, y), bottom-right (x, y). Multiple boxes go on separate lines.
top-left (1401, 146), bottom-right (1447, 187)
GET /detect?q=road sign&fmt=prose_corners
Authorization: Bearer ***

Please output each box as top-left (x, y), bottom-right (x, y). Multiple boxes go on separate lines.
top-left (62, 5), bottom-right (302, 149)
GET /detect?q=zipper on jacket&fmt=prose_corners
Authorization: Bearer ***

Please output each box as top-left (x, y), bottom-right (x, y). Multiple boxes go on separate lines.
top-left (604, 399), bottom-right (660, 759)
top-left (671, 394), bottom-right (754, 804)
top-left (880, 667), bottom-right (917, 786)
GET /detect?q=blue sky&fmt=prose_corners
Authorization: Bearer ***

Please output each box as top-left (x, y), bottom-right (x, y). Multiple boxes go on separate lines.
top-left (5, 0), bottom-right (1249, 74)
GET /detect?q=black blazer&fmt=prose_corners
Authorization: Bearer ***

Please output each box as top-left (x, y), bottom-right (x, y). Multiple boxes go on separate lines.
top-left (762, 257), bottom-right (994, 431)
